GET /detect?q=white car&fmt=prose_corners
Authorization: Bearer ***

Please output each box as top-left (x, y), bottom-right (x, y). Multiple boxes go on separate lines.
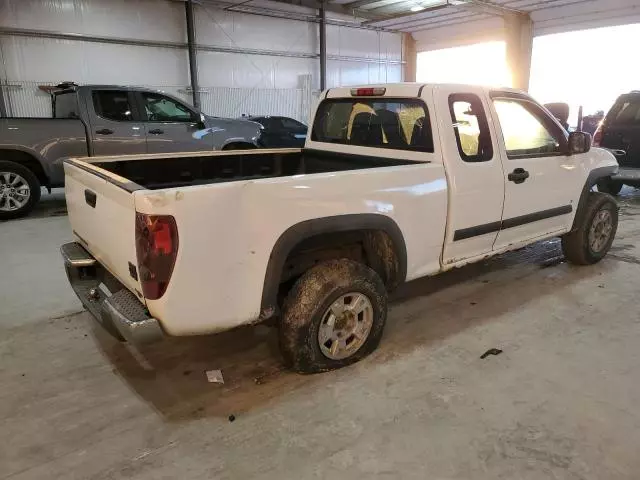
top-left (61, 83), bottom-right (619, 373)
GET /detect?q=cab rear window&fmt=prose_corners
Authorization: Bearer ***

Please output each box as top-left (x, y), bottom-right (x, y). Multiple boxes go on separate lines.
top-left (311, 98), bottom-right (434, 152)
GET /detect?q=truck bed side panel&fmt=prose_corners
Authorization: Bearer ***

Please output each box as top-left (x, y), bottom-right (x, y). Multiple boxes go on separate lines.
top-left (0, 118), bottom-right (88, 186)
top-left (134, 163), bottom-right (447, 336)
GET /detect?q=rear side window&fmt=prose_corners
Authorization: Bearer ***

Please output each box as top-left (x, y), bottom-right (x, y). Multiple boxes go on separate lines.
top-left (449, 94), bottom-right (493, 162)
top-left (280, 117), bottom-right (306, 130)
top-left (92, 90), bottom-right (133, 122)
top-left (311, 98), bottom-right (434, 152)
top-left (609, 98), bottom-right (640, 125)
top-left (54, 92), bottom-right (79, 119)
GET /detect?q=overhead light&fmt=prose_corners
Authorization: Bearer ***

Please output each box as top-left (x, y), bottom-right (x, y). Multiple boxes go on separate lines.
top-left (411, 5), bottom-right (425, 11)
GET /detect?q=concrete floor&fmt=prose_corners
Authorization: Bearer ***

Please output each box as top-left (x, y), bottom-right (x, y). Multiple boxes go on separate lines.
top-left (2, 188), bottom-right (640, 479)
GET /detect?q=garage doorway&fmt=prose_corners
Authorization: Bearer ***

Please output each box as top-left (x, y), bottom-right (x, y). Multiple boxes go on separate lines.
top-left (417, 41), bottom-right (511, 87)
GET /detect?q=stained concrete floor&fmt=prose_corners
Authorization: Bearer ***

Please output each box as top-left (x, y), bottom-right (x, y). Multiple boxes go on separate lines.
top-left (2, 188), bottom-right (640, 479)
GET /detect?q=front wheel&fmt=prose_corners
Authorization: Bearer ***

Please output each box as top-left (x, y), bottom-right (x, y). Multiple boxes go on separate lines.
top-left (279, 259), bottom-right (388, 373)
top-left (562, 192), bottom-right (618, 265)
top-left (0, 161), bottom-right (41, 220)
top-left (596, 177), bottom-right (623, 196)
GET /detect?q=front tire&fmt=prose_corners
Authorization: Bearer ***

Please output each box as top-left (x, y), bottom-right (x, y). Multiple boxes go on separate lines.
top-left (596, 177), bottom-right (623, 196)
top-left (279, 259), bottom-right (388, 374)
top-left (562, 192), bottom-right (618, 265)
top-left (0, 161), bottom-right (41, 220)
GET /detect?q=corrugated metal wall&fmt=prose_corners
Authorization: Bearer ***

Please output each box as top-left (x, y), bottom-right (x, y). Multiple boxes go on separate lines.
top-left (0, 0), bottom-right (403, 122)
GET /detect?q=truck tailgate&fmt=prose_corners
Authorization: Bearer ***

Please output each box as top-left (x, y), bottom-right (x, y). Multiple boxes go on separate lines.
top-left (64, 160), bottom-right (141, 295)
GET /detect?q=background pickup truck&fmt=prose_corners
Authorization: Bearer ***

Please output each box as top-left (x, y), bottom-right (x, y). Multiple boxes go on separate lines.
top-left (61, 83), bottom-right (619, 374)
top-left (0, 83), bottom-right (262, 219)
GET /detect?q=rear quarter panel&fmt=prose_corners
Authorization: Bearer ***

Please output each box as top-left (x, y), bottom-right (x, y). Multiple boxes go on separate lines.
top-left (134, 163), bottom-right (448, 336)
top-left (0, 118), bottom-right (88, 185)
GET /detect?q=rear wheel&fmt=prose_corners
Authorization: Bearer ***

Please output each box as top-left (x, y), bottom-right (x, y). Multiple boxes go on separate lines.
top-left (0, 161), bottom-right (41, 220)
top-left (279, 259), bottom-right (388, 373)
top-left (596, 177), bottom-right (623, 196)
top-left (562, 192), bottom-right (618, 265)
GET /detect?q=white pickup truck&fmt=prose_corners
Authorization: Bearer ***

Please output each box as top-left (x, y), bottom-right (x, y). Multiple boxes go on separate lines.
top-left (61, 83), bottom-right (619, 373)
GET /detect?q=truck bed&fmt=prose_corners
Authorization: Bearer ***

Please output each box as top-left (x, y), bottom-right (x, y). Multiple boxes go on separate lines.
top-left (90, 148), bottom-right (420, 190)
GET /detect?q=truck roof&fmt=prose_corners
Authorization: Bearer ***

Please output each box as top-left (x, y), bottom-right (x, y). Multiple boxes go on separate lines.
top-left (57, 84), bottom-right (181, 94)
top-left (324, 82), bottom-right (524, 99)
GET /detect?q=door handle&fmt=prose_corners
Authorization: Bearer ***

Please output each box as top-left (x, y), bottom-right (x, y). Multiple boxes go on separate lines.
top-left (508, 168), bottom-right (530, 184)
top-left (95, 128), bottom-right (113, 135)
top-left (148, 129), bottom-right (164, 135)
top-left (84, 189), bottom-right (97, 208)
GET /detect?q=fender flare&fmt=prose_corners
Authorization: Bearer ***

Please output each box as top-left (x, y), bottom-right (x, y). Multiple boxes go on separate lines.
top-left (259, 214), bottom-right (408, 319)
top-left (0, 145), bottom-right (51, 187)
top-left (571, 165), bottom-right (618, 231)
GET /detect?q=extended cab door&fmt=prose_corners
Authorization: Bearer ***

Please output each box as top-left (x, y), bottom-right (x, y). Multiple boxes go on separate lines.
top-left (135, 91), bottom-right (213, 153)
top-left (490, 92), bottom-right (576, 249)
top-left (435, 86), bottom-right (506, 266)
top-left (89, 89), bottom-right (147, 156)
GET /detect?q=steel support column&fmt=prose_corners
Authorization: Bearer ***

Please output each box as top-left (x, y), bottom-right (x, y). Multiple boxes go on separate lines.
top-left (185, 0), bottom-right (201, 109)
top-left (319, 4), bottom-right (327, 91)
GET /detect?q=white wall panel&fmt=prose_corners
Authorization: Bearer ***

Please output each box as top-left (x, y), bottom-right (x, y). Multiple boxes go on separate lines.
top-left (197, 51), bottom-right (316, 89)
top-left (0, 0), bottom-right (185, 42)
top-left (194, 5), bottom-right (317, 54)
top-left (0, 0), bottom-right (403, 121)
top-left (532, 0), bottom-right (640, 36)
top-left (0, 36), bottom-right (189, 85)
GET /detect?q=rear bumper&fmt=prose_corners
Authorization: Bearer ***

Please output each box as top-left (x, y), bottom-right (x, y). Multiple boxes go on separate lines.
top-left (61, 242), bottom-right (163, 344)
top-left (612, 168), bottom-right (640, 182)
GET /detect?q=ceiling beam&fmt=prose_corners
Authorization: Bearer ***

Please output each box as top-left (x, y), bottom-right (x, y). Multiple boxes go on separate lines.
top-left (363, 2), bottom-right (449, 24)
top-left (344, 0), bottom-right (408, 10)
top-left (364, 0), bottom-right (525, 25)
top-left (448, 0), bottom-right (525, 16)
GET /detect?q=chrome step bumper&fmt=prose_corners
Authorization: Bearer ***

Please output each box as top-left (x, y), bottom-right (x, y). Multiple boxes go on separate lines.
top-left (60, 242), bottom-right (163, 344)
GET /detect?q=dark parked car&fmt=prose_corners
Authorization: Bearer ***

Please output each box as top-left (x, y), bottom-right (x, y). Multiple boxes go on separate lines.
top-left (247, 116), bottom-right (307, 148)
top-left (593, 91), bottom-right (640, 195)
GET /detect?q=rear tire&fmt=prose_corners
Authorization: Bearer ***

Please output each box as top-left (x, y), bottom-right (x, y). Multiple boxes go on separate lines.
top-left (561, 192), bottom-right (618, 265)
top-left (0, 161), bottom-right (41, 220)
top-left (279, 259), bottom-right (388, 374)
top-left (596, 177), bottom-right (623, 196)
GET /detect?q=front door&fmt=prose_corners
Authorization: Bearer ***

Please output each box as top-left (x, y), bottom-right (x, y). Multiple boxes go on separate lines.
top-left (437, 86), bottom-right (506, 266)
top-left (136, 92), bottom-right (213, 153)
top-left (90, 90), bottom-right (146, 156)
top-left (490, 93), bottom-right (577, 250)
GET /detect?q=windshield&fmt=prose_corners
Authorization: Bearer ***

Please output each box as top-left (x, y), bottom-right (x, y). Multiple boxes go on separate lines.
top-left (311, 98), bottom-right (434, 152)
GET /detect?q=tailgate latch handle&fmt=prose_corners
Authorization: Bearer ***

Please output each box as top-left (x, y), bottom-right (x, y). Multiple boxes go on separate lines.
top-left (84, 189), bottom-right (97, 208)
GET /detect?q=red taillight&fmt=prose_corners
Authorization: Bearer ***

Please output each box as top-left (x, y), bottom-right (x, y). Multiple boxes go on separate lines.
top-left (593, 122), bottom-right (604, 146)
top-left (135, 213), bottom-right (178, 300)
top-left (350, 87), bottom-right (386, 96)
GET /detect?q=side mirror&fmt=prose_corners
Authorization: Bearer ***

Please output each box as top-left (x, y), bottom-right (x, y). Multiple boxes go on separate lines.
top-left (568, 131), bottom-right (592, 155)
top-left (196, 112), bottom-right (206, 129)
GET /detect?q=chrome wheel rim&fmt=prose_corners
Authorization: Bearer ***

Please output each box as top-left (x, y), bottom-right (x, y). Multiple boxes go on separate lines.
top-left (0, 172), bottom-right (30, 212)
top-left (318, 292), bottom-right (374, 360)
top-left (589, 208), bottom-right (613, 253)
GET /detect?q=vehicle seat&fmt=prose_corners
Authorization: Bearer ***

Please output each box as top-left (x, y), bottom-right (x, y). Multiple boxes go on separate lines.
top-left (350, 112), bottom-right (383, 146)
top-left (375, 109), bottom-right (406, 148)
top-left (410, 116), bottom-right (434, 151)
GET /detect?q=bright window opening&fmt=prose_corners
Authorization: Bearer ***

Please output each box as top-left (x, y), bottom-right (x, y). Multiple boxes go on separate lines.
top-left (417, 41), bottom-right (512, 87)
